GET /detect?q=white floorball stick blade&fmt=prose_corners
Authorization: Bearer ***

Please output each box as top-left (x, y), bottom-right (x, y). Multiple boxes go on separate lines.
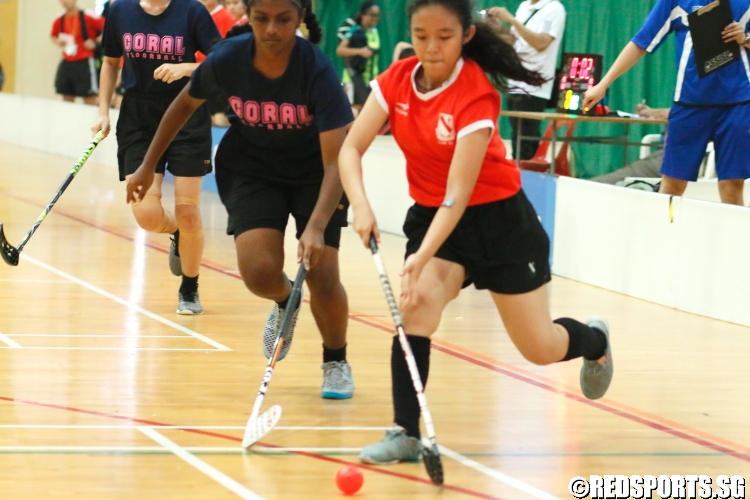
top-left (242, 405), bottom-right (282, 449)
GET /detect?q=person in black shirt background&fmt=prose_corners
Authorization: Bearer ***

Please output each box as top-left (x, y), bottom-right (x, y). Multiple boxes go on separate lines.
top-left (92, 0), bottom-right (219, 315)
top-left (124, 0), bottom-right (357, 400)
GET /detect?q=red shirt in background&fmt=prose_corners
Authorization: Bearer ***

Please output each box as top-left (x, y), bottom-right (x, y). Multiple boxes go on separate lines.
top-left (50, 10), bottom-right (105, 62)
top-left (211, 5), bottom-right (236, 37)
top-left (196, 5), bottom-right (236, 62)
top-left (372, 57), bottom-right (521, 207)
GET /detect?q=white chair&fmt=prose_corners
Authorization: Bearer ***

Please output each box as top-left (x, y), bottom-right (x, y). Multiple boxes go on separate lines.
top-left (700, 142), bottom-right (716, 179)
top-left (639, 134), bottom-right (663, 159)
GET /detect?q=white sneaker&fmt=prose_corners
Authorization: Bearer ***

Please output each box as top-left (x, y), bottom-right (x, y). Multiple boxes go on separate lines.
top-left (580, 316), bottom-right (613, 399)
top-left (262, 285), bottom-right (303, 361)
top-left (321, 361), bottom-right (354, 399)
top-left (359, 427), bottom-right (422, 464)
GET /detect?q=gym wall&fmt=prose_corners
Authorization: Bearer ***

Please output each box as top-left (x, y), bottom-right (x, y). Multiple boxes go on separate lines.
top-left (14, 0), bottom-right (97, 100)
top-left (0, 0), bottom-right (18, 94)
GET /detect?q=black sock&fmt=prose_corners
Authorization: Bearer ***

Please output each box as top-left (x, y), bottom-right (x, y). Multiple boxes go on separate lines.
top-left (276, 280), bottom-right (298, 309)
top-left (171, 230), bottom-right (180, 256)
top-left (180, 274), bottom-right (198, 294)
top-left (555, 318), bottom-right (607, 361)
top-left (323, 344), bottom-right (347, 363)
top-left (392, 335), bottom-right (430, 439)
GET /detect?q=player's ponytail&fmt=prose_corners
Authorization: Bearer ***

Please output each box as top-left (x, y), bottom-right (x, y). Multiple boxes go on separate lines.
top-left (407, 0), bottom-right (546, 92)
top-left (299, 0), bottom-right (323, 44)
top-left (226, 23), bottom-right (253, 39)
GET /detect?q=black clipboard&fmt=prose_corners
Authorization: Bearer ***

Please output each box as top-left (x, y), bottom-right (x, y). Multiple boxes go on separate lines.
top-left (688, 0), bottom-right (741, 77)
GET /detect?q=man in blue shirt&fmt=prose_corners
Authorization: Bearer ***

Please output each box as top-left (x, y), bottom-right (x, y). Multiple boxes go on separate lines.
top-left (583, 0), bottom-right (750, 205)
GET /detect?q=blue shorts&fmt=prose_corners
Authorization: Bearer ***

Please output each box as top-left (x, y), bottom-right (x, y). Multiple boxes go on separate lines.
top-left (661, 102), bottom-right (750, 181)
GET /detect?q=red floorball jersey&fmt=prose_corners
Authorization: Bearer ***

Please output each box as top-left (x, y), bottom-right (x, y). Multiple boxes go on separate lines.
top-left (50, 11), bottom-right (105, 62)
top-left (211, 6), bottom-right (236, 37)
top-left (372, 57), bottom-right (521, 207)
top-left (196, 6), bottom-right (235, 62)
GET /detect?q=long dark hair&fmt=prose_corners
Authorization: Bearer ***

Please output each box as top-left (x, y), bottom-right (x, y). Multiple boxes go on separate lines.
top-left (354, 1), bottom-right (379, 26)
top-left (407, 0), bottom-right (546, 92)
top-left (246, 0), bottom-right (322, 44)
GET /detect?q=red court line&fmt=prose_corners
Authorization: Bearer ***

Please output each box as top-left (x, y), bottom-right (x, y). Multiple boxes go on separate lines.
top-left (355, 313), bottom-right (750, 460)
top-left (0, 190), bottom-right (239, 280)
top-left (0, 395), bottom-right (504, 500)
top-left (3, 189), bottom-right (750, 463)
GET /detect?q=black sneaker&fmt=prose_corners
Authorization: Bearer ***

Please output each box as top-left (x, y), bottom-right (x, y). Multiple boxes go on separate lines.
top-left (169, 230), bottom-right (182, 277)
top-left (177, 289), bottom-right (203, 315)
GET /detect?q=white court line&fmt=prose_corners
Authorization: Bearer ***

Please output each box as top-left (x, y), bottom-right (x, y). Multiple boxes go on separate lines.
top-left (0, 446), bottom-right (167, 452)
top-left (439, 445), bottom-right (560, 500)
top-left (250, 446), bottom-right (361, 454)
top-left (20, 255), bottom-right (231, 351)
top-left (6, 334), bottom-right (192, 338)
top-left (0, 279), bottom-right (71, 283)
top-left (0, 425), bottom-right (157, 429)
top-left (0, 445), bottom-right (361, 454)
top-left (138, 427), bottom-right (265, 500)
top-left (0, 347), bottom-right (225, 351)
top-left (0, 332), bottom-right (21, 348)
top-left (0, 425), bottom-right (389, 430)
top-left (275, 426), bottom-right (391, 431)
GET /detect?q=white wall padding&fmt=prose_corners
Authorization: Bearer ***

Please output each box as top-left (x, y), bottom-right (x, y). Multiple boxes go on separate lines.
top-left (0, 93), bottom-right (119, 170)
top-left (676, 198), bottom-right (750, 326)
top-left (360, 136), bottom-right (411, 236)
top-left (553, 176), bottom-right (750, 327)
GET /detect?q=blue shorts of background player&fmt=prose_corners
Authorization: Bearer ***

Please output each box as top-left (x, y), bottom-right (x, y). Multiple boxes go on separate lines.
top-left (661, 102), bottom-right (750, 184)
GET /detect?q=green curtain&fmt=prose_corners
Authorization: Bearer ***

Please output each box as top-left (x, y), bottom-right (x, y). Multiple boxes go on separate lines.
top-left (314, 0), bottom-right (675, 178)
top-left (315, 0), bottom-right (411, 79)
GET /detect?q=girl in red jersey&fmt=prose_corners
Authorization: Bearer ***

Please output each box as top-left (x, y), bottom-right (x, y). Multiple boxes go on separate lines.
top-left (225, 0), bottom-right (249, 25)
top-left (340, 0), bottom-right (614, 465)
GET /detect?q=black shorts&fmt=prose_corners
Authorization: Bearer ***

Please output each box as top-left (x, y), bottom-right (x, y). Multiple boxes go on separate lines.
top-left (404, 190), bottom-right (551, 294)
top-left (54, 58), bottom-right (98, 97)
top-left (116, 89), bottom-right (212, 181)
top-left (215, 167), bottom-right (349, 248)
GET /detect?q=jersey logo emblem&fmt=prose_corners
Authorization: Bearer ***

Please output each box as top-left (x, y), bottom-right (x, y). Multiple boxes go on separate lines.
top-left (396, 103), bottom-right (410, 116)
top-left (436, 113), bottom-right (455, 144)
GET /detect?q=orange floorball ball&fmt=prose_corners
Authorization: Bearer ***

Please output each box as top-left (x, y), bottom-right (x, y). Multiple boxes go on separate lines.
top-left (336, 464), bottom-right (364, 495)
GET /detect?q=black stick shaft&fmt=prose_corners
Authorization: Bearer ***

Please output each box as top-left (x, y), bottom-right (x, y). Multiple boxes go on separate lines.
top-left (16, 131), bottom-right (104, 252)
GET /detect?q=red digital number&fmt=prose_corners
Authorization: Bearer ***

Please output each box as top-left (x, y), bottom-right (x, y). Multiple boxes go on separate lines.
top-left (568, 57), bottom-right (596, 79)
top-left (579, 58), bottom-right (593, 79)
top-left (569, 57), bottom-right (580, 79)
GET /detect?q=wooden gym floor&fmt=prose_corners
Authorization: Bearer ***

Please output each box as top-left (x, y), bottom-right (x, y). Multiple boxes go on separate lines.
top-left (0, 141), bottom-right (748, 499)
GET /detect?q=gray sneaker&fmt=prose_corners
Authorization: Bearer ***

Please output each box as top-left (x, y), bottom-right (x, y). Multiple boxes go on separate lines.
top-left (321, 361), bottom-right (354, 399)
top-left (359, 427), bottom-right (422, 465)
top-left (177, 289), bottom-right (203, 315)
top-left (169, 231), bottom-right (182, 277)
top-left (262, 285), bottom-right (303, 361)
top-left (580, 316), bottom-right (613, 399)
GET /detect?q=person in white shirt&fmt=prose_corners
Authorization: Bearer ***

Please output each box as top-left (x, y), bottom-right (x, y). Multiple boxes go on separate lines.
top-left (487, 0), bottom-right (566, 160)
